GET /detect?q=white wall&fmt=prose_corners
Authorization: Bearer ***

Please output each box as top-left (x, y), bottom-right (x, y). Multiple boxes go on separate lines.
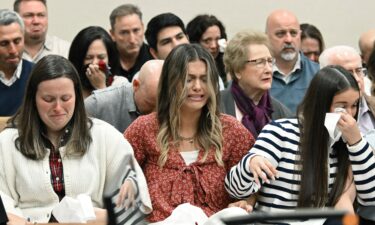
top-left (1, 0), bottom-right (374, 51)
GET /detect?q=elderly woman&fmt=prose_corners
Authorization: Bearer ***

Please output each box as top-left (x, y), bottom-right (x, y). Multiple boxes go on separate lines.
top-left (0, 55), bottom-right (150, 224)
top-left (221, 30), bottom-right (292, 138)
top-left (226, 66), bottom-right (375, 224)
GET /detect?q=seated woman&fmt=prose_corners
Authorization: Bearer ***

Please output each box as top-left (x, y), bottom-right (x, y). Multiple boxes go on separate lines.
top-left (221, 30), bottom-right (292, 138)
top-left (300, 23), bottom-right (325, 63)
top-left (69, 26), bottom-right (127, 98)
top-left (186, 14), bottom-right (227, 88)
top-left (0, 55), bottom-right (151, 223)
top-left (124, 44), bottom-right (254, 222)
top-left (225, 66), bottom-right (375, 222)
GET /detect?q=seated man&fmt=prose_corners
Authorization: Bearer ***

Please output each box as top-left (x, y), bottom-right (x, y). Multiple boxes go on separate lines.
top-left (14, 0), bottom-right (70, 62)
top-left (145, 12), bottom-right (224, 89)
top-left (266, 9), bottom-right (319, 113)
top-left (0, 9), bottom-right (33, 116)
top-left (109, 4), bottom-right (154, 81)
top-left (85, 59), bottom-right (163, 132)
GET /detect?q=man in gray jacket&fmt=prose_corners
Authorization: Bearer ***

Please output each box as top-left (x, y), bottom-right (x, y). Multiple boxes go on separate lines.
top-left (85, 59), bottom-right (163, 132)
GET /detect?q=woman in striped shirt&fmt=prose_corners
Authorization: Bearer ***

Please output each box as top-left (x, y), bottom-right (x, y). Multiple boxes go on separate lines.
top-left (225, 65), bottom-right (375, 218)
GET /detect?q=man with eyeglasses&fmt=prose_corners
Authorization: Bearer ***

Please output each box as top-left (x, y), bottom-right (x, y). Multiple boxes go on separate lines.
top-left (265, 9), bottom-right (319, 113)
top-left (319, 45), bottom-right (375, 224)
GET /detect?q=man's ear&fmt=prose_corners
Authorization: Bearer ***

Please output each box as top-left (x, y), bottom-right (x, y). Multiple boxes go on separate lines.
top-left (109, 29), bottom-right (115, 42)
top-left (150, 48), bottom-right (158, 59)
top-left (133, 79), bottom-right (140, 92)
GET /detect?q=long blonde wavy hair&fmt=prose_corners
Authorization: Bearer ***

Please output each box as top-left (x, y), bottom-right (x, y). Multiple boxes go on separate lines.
top-left (156, 44), bottom-right (223, 167)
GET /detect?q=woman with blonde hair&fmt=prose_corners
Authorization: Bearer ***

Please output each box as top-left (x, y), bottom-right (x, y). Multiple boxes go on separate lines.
top-left (125, 44), bottom-right (254, 222)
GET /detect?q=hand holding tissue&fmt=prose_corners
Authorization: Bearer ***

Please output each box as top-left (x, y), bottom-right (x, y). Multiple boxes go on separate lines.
top-left (324, 108), bottom-right (345, 146)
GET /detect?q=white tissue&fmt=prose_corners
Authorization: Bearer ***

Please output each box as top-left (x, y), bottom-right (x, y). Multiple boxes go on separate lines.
top-left (52, 194), bottom-right (96, 223)
top-left (324, 113), bottom-right (342, 146)
top-left (149, 203), bottom-right (207, 225)
top-left (218, 38), bottom-right (227, 53)
top-left (148, 203), bottom-right (248, 225)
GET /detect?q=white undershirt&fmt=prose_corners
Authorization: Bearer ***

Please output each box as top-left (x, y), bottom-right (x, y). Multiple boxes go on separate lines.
top-left (180, 150), bottom-right (199, 165)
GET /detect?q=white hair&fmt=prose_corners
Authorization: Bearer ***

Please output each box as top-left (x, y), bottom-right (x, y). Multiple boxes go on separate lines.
top-left (319, 45), bottom-right (359, 68)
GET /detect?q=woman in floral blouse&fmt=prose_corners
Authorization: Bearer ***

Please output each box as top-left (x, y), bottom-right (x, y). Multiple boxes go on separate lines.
top-left (124, 44), bottom-right (254, 222)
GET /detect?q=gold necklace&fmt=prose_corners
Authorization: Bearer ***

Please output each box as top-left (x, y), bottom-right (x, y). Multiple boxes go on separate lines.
top-left (178, 134), bottom-right (195, 144)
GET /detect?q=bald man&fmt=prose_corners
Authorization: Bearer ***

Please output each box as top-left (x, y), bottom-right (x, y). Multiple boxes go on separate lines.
top-left (266, 9), bottom-right (319, 113)
top-left (85, 59), bottom-right (163, 132)
top-left (359, 29), bottom-right (375, 66)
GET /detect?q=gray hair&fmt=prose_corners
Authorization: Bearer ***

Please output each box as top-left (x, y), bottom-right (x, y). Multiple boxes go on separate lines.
top-left (0, 9), bottom-right (24, 32)
top-left (319, 45), bottom-right (359, 68)
top-left (109, 4), bottom-right (142, 30)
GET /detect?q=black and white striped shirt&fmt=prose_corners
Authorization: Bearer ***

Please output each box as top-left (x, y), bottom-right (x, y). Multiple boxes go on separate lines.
top-left (225, 118), bottom-right (375, 212)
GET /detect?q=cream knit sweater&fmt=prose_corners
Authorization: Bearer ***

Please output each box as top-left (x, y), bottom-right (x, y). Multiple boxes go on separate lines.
top-left (0, 118), bottom-right (151, 222)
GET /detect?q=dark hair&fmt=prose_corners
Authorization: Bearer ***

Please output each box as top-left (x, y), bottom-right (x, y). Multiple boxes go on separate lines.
top-left (11, 55), bottom-right (92, 160)
top-left (109, 4), bottom-right (142, 30)
top-left (145, 13), bottom-right (186, 51)
top-left (186, 14), bottom-right (227, 43)
top-left (68, 26), bottom-right (119, 93)
top-left (14, 0), bottom-right (47, 12)
top-left (300, 23), bottom-right (325, 53)
top-left (297, 65), bottom-right (360, 207)
top-left (156, 44), bottom-right (223, 167)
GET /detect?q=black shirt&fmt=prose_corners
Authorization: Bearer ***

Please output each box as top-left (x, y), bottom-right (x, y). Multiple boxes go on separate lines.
top-left (117, 43), bottom-right (154, 82)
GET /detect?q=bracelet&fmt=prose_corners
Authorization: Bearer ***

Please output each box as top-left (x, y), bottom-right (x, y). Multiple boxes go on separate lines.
top-left (348, 138), bottom-right (362, 147)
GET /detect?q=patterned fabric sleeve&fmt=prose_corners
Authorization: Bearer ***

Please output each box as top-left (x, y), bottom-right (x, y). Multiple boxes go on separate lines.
top-left (347, 138), bottom-right (375, 206)
top-left (222, 115), bottom-right (255, 169)
top-left (124, 116), bottom-right (147, 166)
top-left (225, 119), bottom-right (299, 199)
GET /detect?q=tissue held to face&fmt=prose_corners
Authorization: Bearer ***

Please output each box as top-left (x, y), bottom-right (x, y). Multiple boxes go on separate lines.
top-left (329, 88), bottom-right (359, 117)
top-left (329, 88), bottom-right (362, 145)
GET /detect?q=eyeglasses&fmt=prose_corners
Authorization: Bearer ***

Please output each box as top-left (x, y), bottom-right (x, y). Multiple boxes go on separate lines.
top-left (349, 67), bottom-right (367, 77)
top-left (246, 57), bottom-right (275, 68)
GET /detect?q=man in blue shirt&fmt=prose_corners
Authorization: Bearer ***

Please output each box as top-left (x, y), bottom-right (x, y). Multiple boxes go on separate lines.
top-left (0, 9), bottom-right (33, 116)
top-left (266, 9), bottom-right (319, 114)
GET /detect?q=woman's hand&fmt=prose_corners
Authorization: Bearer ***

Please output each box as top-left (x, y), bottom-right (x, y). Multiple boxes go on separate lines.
top-left (6, 213), bottom-right (27, 225)
top-left (86, 64), bottom-right (107, 90)
top-left (337, 112), bottom-right (362, 146)
top-left (228, 194), bottom-right (257, 213)
top-left (249, 155), bottom-right (278, 187)
top-left (228, 200), bottom-right (253, 213)
top-left (88, 208), bottom-right (108, 223)
top-left (116, 179), bottom-right (136, 209)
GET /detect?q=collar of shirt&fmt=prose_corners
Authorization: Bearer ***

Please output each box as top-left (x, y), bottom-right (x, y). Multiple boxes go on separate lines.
top-left (23, 35), bottom-right (50, 62)
top-left (273, 53), bottom-right (301, 83)
top-left (0, 60), bottom-right (23, 86)
top-left (43, 35), bottom-right (54, 51)
top-left (41, 124), bottom-right (72, 149)
top-left (359, 96), bottom-right (375, 133)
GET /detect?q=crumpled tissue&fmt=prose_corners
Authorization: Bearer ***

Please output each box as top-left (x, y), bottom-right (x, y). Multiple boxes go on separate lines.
top-left (52, 194), bottom-right (96, 223)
